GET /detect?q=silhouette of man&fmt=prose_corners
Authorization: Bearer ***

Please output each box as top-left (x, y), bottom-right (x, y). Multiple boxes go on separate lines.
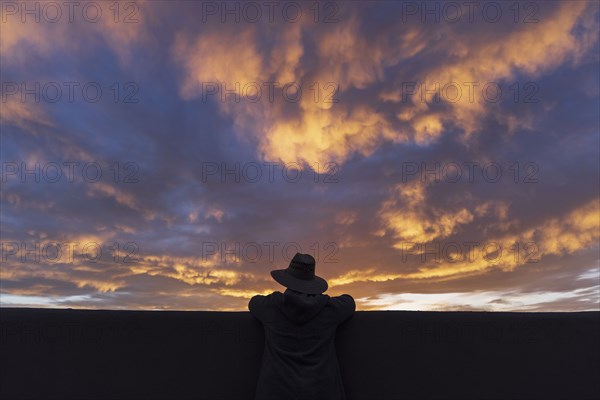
top-left (248, 252), bottom-right (356, 400)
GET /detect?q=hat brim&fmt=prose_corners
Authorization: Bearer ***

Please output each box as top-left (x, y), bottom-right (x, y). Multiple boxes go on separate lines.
top-left (270, 269), bottom-right (328, 294)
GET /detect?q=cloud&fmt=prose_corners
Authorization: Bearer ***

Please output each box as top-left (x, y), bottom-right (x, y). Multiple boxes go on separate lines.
top-left (331, 196), bottom-right (599, 284)
top-left (170, 1), bottom-right (598, 166)
top-left (356, 286), bottom-right (600, 312)
top-left (0, 96), bottom-right (53, 129)
top-left (0, 0), bottom-right (148, 67)
top-left (377, 179), bottom-right (482, 244)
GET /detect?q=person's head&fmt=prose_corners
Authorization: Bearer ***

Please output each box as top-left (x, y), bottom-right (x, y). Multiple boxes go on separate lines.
top-left (270, 253), bottom-right (328, 294)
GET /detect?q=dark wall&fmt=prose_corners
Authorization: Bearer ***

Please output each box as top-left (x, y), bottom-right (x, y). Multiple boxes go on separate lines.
top-left (1, 308), bottom-right (598, 400)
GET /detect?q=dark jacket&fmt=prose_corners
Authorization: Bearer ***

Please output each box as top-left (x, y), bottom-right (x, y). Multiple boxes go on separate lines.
top-left (248, 288), bottom-right (356, 400)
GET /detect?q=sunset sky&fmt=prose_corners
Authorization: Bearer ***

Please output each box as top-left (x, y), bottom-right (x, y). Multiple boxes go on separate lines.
top-left (1, 0), bottom-right (599, 311)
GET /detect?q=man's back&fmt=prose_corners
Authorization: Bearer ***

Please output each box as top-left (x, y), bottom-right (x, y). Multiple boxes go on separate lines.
top-left (249, 289), bottom-right (356, 400)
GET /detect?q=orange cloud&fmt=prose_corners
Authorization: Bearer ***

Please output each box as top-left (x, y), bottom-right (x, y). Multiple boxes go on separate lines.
top-left (331, 196), bottom-right (600, 286)
top-left (171, 2), bottom-right (597, 167)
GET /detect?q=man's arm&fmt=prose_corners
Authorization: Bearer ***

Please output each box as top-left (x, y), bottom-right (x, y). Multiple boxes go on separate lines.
top-left (332, 294), bottom-right (356, 323)
top-left (248, 294), bottom-right (265, 320)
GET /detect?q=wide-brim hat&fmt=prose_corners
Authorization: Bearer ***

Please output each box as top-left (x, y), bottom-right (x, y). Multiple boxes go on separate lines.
top-left (270, 253), bottom-right (328, 295)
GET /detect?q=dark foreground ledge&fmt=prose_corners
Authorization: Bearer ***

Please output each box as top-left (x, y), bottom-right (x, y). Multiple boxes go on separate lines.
top-left (1, 309), bottom-right (599, 400)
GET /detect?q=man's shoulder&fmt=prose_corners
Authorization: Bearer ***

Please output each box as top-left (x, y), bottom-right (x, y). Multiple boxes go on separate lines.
top-left (329, 293), bottom-right (355, 302)
top-left (251, 290), bottom-right (282, 299)
top-left (249, 291), bottom-right (282, 311)
top-left (328, 294), bottom-right (356, 312)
